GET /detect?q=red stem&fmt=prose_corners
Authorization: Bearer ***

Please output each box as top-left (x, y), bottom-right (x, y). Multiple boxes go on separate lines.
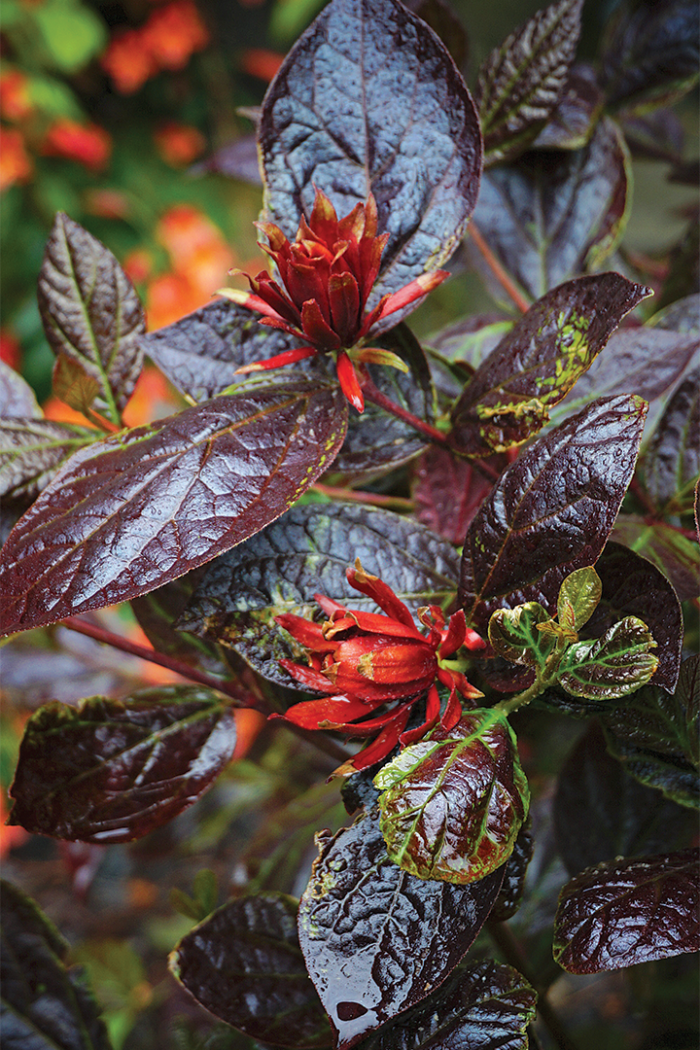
top-left (312, 483), bottom-right (414, 510)
top-left (361, 374), bottom-right (451, 446)
top-left (469, 223), bottom-right (530, 314)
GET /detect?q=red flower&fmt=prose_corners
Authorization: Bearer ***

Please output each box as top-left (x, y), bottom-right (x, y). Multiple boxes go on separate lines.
top-left (272, 561), bottom-right (485, 775)
top-left (221, 188), bottom-right (448, 412)
top-left (41, 120), bottom-right (111, 171)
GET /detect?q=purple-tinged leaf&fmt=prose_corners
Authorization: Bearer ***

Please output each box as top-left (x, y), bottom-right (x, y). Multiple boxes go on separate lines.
top-left (0, 418), bottom-right (96, 501)
top-left (585, 542), bottom-right (682, 693)
top-left (450, 274), bottom-right (650, 455)
top-left (657, 220), bottom-right (700, 314)
top-left (532, 64), bottom-right (604, 151)
top-left (178, 502), bottom-right (459, 689)
top-left (490, 818), bottom-right (534, 923)
top-left (259, 0), bottom-right (482, 317)
top-left (0, 379), bottom-right (347, 636)
top-left (476, 0), bottom-right (583, 165)
top-left (403, 0), bottom-right (468, 72)
top-left (459, 395), bottom-right (647, 634)
top-left (8, 686), bottom-right (236, 843)
top-left (600, 0), bottom-right (700, 114)
top-left (642, 366), bottom-right (700, 513)
top-left (469, 117), bottom-right (630, 303)
top-left (37, 213), bottom-right (145, 426)
top-left (1, 878), bottom-right (112, 1050)
top-left (0, 361), bottom-right (42, 419)
top-left (557, 616), bottom-right (658, 700)
top-left (411, 444), bottom-right (496, 545)
top-left (648, 293), bottom-right (700, 336)
top-left (354, 961), bottom-right (536, 1050)
top-left (171, 892), bottom-right (331, 1049)
top-left (553, 723), bottom-right (697, 878)
top-left (297, 805), bottom-right (505, 1049)
top-left (622, 107), bottom-right (685, 164)
top-left (196, 133), bottom-right (263, 185)
top-left (375, 712), bottom-right (529, 884)
top-left (553, 847), bottom-right (700, 973)
top-left (611, 515), bottom-right (699, 603)
top-left (426, 315), bottom-right (513, 372)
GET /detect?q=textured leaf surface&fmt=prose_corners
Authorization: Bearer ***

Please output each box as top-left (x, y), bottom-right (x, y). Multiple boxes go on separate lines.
top-left (375, 712), bottom-right (529, 884)
top-left (450, 274), bottom-right (649, 455)
top-left (470, 117), bottom-right (630, 303)
top-left (297, 806), bottom-right (505, 1049)
top-left (553, 847), bottom-right (700, 973)
top-left (557, 565), bottom-right (601, 631)
top-left (0, 361), bottom-right (42, 419)
top-left (37, 213), bottom-right (145, 424)
top-left (8, 686), bottom-right (236, 843)
top-left (171, 893), bottom-right (331, 1048)
top-left (611, 515), bottom-right (700, 603)
top-left (642, 365), bottom-right (700, 512)
top-left (489, 819), bottom-right (534, 923)
top-left (1, 879), bottom-right (112, 1050)
top-left (178, 502), bottom-right (459, 688)
top-left (0, 418), bottom-right (96, 501)
top-left (260, 0), bottom-right (482, 314)
top-left (0, 380), bottom-right (347, 635)
top-left (488, 602), bottom-right (556, 670)
top-left (557, 616), bottom-right (658, 700)
top-left (354, 961), bottom-right (536, 1050)
top-left (532, 64), bottom-right (603, 150)
top-left (411, 444), bottom-right (496, 545)
top-left (459, 395), bottom-right (647, 633)
top-left (476, 0), bottom-right (583, 164)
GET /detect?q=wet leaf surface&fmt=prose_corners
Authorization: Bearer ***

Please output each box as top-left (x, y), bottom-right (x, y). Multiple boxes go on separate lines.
top-left (469, 117), bottom-right (630, 302)
top-left (0, 418), bottom-right (96, 502)
top-left (260, 0), bottom-right (482, 315)
top-left (553, 847), bottom-right (700, 973)
top-left (178, 502), bottom-right (459, 689)
top-left (449, 274), bottom-right (649, 455)
top-left (298, 805), bottom-right (505, 1049)
top-left (488, 602), bottom-right (557, 671)
top-left (611, 515), bottom-right (700, 603)
top-left (477, 0), bottom-right (583, 165)
top-left (171, 892), bottom-right (332, 1048)
top-left (411, 444), bottom-right (495, 545)
top-left (489, 818), bottom-right (534, 923)
top-left (0, 361), bottom-right (42, 419)
top-left (8, 686), bottom-right (236, 843)
top-left (642, 365), bottom-right (700, 512)
top-left (531, 64), bottom-right (603, 150)
top-left (557, 565), bottom-right (601, 632)
top-left (1, 878), bottom-right (112, 1050)
top-left (375, 712), bottom-right (529, 883)
top-left (37, 213), bottom-right (145, 424)
top-left (0, 379), bottom-right (347, 635)
top-left (557, 616), bottom-right (658, 700)
top-left (459, 395), bottom-right (647, 633)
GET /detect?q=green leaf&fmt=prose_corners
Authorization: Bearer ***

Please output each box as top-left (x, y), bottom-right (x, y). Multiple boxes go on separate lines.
top-left (557, 616), bottom-right (658, 699)
top-left (488, 602), bottom-right (557, 670)
top-left (375, 712), bottom-right (530, 884)
top-left (34, 1), bottom-right (107, 72)
top-left (557, 565), bottom-right (602, 632)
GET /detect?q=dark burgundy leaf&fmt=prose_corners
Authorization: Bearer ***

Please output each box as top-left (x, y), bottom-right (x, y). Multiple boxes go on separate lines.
top-left (354, 961), bottom-right (536, 1050)
top-left (197, 133), bottom-right (263, 185)
top-left (375, 712), bottom-right (529, 883)
top-left (259, 0), bottom-right (482, 317)
top-left (649, 292), bottom-right (700, 335)
top-left (1, 879), bottom-right (112, 1050)
top-left (602, 655), bottom-right (699, 811)
top-left (403, 0), bottom-right (468, 73)
top-left (531, 64), bottom-right (604, 151)
top-left (642, 365), bottom-right (700, 513)
top-left (476, 0), bottom-right (583, 165)
top-left (411, 444), bottom-right (495, 545)
top-left (8, 686), bottom-right (236, 843)
top-left (171, 892), bottom-right (331, 1048)
top-left (459, 395), bottom-right (647, 634)
top-left (140, 297), bottom-right (324, 404)
top-left (426, 315), bottom-right (513, 372)
top-left (0, 418), bottom-right (96, 501)
top-left (469, 117), bottom-right (630, 303)
top-left (0, 379), bottom-right (347, 636)
top-left (611, 516), bottom-right (700, 603)
top-left (585, 542), bottom-right (682, 693)
top-left (553, 847), bottom-right (700, 973)
top-left (450, 274), bottom-right (650, 455)
top-left (37, 213), bottom-right (145, 425)
top-left (490, 818), bottom-right (534, 923)
top-left (600, 0), bottom-right (700, 114)
top-left (0, 361), bottom-right (42, 419)
top-left (178, 502), bottom-right (459, 689)
top-left (622, 107), bottom-right (685, 164)
top-left (553, 723), bottom-right (697, 878)
top-left (298, 806), bottom-right (505, 1049)
top-left (657, 220), bottom-right (700, 313)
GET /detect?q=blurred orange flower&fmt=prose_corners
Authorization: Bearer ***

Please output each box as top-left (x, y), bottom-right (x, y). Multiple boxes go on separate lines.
top-left (101, 29), bottom-right (158, 94)
top-left (83, 187), bottom-right (132, 219)
top-left (0, 69), bottom-right (34, 122)
top-left (0, 328), bottom-right (22, 368)
top-left (102, 0), bottom-right (209, 94)
top-left (0, 127), bottom-right (33, 190)
top-left (154, 121), bottom-right (206, 166)
top-left (240, 48), bottom-right (284, 82)
top-left (42, 119), bottom-right (112, 171)
top-left (123, 248), bottom-right (154, 285)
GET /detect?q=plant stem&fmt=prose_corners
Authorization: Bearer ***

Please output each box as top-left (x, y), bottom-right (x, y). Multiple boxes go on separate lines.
top-left (312, 482), bottom-right (414, 511)
top-left (469, 223), bottom-right (530, 314)
top-left (361, 374), bottom-right (451, 446)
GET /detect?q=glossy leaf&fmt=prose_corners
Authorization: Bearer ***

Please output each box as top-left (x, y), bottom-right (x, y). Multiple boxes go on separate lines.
top-left (0, 380), bottom-right (347, 636)
top-left (600, 0), bottom-right (700, 114)
top-left (553, 847), bottom-right (700, 973)
top-left (584, 542), bottom-right (683, 693)
top-left (178, 502), bottom-right (459, 688)
top-left (259, 0), bottom-right (482, 316)
top-left (476, 0), bottom-right (583, 165)
top-left (450, 273), bottom-right (649, 455)
top-left (375, 712), bottom-right (530, 883)
top-left (611, 515), bottom-right (700, 603)
top-left (553, 723), bottom-right (697, 877)
top-left (490, 818), bottom-right (534, 923)
top-left (8, 686), bottom-right (236, 843)
top-left (171, 892), bottom-right (331, 1048)
top-left (557, 565), bottom-right (601, 632)
top-left (1, 879), bottom-right (112, 1050)
top-left (297, 805), bottom-right (505, 1049)
top-left (0, 418), bottom-right (96, 502)
top-left (469, 117), bottom-right (630, 303)
top-left (459, 395), bottom-right (647, 634)
top-left (37, 213), bottom-right (145, 425)
top-left (642, 365), bottom-right (700, 512)
top-left (532, 64), bottom-right (604, 151)
top-left (411, 444), bottom-right (495, 545)
top-left (488, 602), bottom-right (557, 670)
top-left (426, 315), bottom-right (513, 372)
top-left (0, 361), bottom-right (42, 419)
top-left (557, 616), bottom-right (658, 700)
top-left (354, 961), bottom-right (536, 1050)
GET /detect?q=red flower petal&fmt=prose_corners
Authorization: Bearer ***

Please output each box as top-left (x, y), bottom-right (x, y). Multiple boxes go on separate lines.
top-left (399, 683), bottom-right (441, 746)
top-left (276, 613), bottom-right (337, 651)
top-left (350, 707), bottom-right (412, 771)
top-left (277, 694), bottom-right (372, 728)
top-left (335, 351), bottom-right (364, 412)
top-left (235, 346), bottom-right (318, 375)
top-left (347, 562), bottom-right (416, 627)
top-left (279, 659), bottom-right (339, 693)
top-left (437, 609), bottom-right (468, 658)
top-left (376, 270), bottom-right (449, 323)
